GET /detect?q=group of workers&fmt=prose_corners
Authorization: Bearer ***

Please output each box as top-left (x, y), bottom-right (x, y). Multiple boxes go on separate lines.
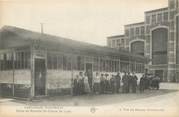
top-left (72, 71), bottom-right (160, 96)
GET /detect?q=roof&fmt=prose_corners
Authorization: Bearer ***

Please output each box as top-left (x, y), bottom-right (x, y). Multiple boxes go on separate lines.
top-left (124, 22), bottom-right (145, 27)
top-left (0, 25), bottom-right (147, 61)
top-left (107, 35), bottom-right (125, 39)
top-left (145, 7), bottom-right (168, 14)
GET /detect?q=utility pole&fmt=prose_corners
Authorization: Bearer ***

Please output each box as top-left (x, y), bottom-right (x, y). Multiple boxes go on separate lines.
top-left (40, 23), bottom-right (44, 34)
top-left (37, 23), bottom-right (45, 49)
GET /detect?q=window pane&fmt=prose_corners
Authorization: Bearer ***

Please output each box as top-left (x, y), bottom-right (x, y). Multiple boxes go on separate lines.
top-left (130, 28), bottom-right (134, 37)
top-left (169, 0), bottom-right (175, 9)
top-left (163, 12), bottom-right (168, 22)
top-left (157, 13), bottom-right (162, 23)
top-left (57, 55), bottom-right (63, 70)
top-left (141, 26), bottom-right (145, 34)
top-left (47, 54), bottom-right (52, 69)
top-left (125, 29), bottom-right (129, 36)
top-left (136, 27), bottom-right (140, 35)
top-left (152, 14), bottom-right (156, 24)
top-left (67, 56), bottom-right (72, 70)
top-left (146, 16), bottom-right (150, 24)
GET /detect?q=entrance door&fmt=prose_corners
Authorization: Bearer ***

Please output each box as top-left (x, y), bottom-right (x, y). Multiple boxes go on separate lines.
top-left (85, 63), bottom-right (93, 90)
top-left (34, 59), bottom-right (46, 96)
top-left (155, 70), bottom-right (164, 82)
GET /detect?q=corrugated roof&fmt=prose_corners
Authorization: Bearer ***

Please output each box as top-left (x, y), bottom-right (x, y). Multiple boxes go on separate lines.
top-left (0, 25), bottom-right (147, 61)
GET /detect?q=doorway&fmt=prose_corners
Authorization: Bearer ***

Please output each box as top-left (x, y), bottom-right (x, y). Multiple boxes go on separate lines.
top-left (85, 63), bottom-right (93, 90)
top-left (34, 58), bottom-right (46, 96)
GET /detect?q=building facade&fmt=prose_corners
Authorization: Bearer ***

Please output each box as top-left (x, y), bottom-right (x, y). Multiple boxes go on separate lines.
top-left (0, 26), bottom-right (146, 98)
top-left (107, 0), bottom-right (179, 82)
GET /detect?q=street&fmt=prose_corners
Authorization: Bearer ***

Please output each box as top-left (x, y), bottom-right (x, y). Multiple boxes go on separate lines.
top-left (0, 83), bottom-right (178, 106)
top-left (0, 83), bottom-right (179, 117)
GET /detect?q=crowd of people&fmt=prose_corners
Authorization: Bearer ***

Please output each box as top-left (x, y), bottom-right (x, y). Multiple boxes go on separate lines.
top-left (72, 71), bottom-right (160, 96)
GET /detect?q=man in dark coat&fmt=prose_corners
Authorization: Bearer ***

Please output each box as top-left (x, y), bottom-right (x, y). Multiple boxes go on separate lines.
top-left (79, 72), bottom-right (84, 95)
top-left (131, 73), bottom-right (138, 93)
top-left (152, 75), bottom-right (160, 90)
top-left (139, 74), bottom-right (145, 93)
top-left (126, 72), bottom-right (131, 93)
top-left (100, 74), bottom-right (105, 94)
top-left (155, 76), bottom-right (160, 90)
top-left (115, 72), bottom-right (121, 93)
top-left (128, 72), bottom-right (133, 93)
top-left (144, 74), bottom-right (150, 89)
top-left (105, 73), bottom-right (110, 93)
top-left (122, 72), bottom-right (129, 93)
top-left (73, 75), bottom-right (79, 96)
top-left (110, 75), bottom-right (115, 93)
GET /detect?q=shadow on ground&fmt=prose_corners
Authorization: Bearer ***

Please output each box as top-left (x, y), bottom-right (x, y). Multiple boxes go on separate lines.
top-left (10, 89), bottom-right (178, 106)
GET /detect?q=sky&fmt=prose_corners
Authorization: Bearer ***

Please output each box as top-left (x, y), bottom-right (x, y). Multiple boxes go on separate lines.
top-left (0, 0), bottom-right (168, 46)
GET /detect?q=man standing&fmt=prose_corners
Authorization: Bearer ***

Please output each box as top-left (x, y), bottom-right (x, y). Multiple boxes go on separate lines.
top-left (126, 72), bottom-right (131, 93)
top-left (144, 74), bottom-right (150, 90)
top-left (79, 72), bottom-right (84, 95)
top-left (115, 72), bottom-right (121, 93)
top-left (122, 72), bottom-right (128, 93)
top-left (139, 74), bottom-right (145, 93)
top-left (110, 75), bottom-right (115, 93)
top-left (131, 72), bottom-right (138, 93)
top-left (152, 75), bottom-right (160, 90)
top-left (105, 73), bottom-right (110, 93)
top-left (100, 74), bottom-right (105, 94)
top-left (128, 72), bottom-right (133, 93)
top-left (155, 75), bottom-right (160, 90)
top-left (73, 75), bottom-right (79, 96)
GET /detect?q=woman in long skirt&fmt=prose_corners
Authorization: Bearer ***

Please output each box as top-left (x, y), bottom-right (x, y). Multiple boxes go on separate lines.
top-left (93, 72), bottom-right (100, 94)
top-left (84, 72), bottom-right (91, 94)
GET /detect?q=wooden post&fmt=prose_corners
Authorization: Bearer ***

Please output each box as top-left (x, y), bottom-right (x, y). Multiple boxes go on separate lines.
top-left (12, 52), bottom-right (15, 97)
top-left (45, 50), bottom-right (48, 96)
top-left (30, 46), bottom-right (35, 99)
top-left (71, 56), bottom-right (73, 95)
top-left (119, 59), bottom-right (121, 72)
top-left (135, 61), bottom-right (137, 73)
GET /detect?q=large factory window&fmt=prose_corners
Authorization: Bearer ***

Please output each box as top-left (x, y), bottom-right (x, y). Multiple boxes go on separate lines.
top-left (152, 28), bottom-right (168, 65)
top-left (0, 51), bottom-right (30, 71)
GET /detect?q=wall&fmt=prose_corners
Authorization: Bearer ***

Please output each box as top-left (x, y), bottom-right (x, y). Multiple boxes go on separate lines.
top-left (46, 70), bottom-right (73, 95)
top-left (0, 70), bottom-right (31, 84)
top-left (0, 70), bottom-right (31, 98)
top-left (47, 70), bottom-right (72, 89)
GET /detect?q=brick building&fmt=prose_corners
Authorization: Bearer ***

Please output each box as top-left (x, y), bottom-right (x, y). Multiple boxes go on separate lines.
top-left (107, 0), bottom-right (179, 82)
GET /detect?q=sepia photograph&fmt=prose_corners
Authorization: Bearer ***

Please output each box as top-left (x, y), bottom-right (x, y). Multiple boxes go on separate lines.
top-left (0, 0), bottom-right (179, 117)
